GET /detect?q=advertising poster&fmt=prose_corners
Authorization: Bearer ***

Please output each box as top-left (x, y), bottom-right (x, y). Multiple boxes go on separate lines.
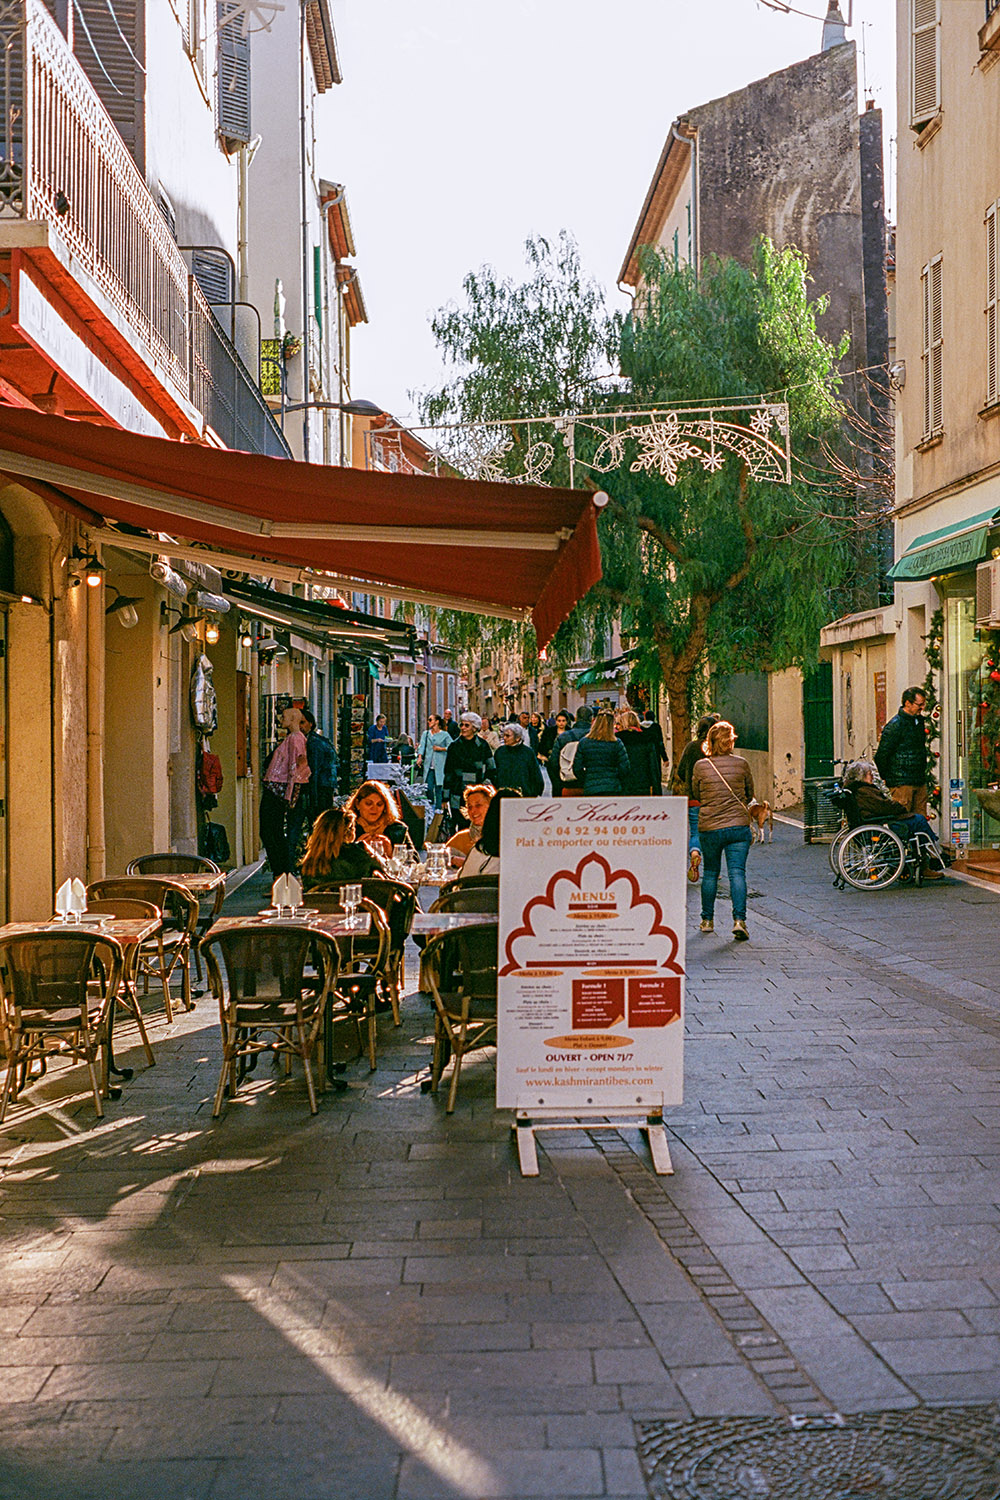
top-left (497, 796), bottom-right (687, 1112)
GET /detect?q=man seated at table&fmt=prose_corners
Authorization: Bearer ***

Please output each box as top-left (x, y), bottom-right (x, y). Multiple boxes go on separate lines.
top-left (300, 808), bottom-right (386, 891)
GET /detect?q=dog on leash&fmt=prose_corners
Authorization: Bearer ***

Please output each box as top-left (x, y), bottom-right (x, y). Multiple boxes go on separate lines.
top-left (749, 800), bottom-right (773, 843)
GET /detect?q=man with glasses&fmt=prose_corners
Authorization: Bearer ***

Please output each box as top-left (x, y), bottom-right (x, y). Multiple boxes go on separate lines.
top-left (875, 686), bottom-right (931, 815)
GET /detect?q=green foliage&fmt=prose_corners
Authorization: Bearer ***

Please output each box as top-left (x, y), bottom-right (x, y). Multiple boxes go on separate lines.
top-left (420, 233), bottom-right (855, 740)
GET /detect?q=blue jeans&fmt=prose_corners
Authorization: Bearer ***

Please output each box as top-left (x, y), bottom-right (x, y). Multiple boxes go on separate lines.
top-left (700, 825), bottom-right (752, 922)
top-left (426, 768), bottom-right (442, 810)
top-left (688, 803), bottom-right (700, 854)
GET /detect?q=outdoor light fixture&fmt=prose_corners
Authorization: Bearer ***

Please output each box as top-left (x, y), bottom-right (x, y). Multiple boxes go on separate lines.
top-left (105, 586), bottom-right (142, 629)
top-left (160, 602), bottom-right (201, 642)
top-left (203, 619), bottom-right (220, 645)
top-left (68, 546), bottom-right (104, 587)
top-left (238, 621), bottom-right (254, 649)
top-left (256, 638), bottom-right (287, 661)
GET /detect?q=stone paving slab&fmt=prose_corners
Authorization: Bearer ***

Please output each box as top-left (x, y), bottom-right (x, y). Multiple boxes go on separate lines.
top-left (1, 845), bottom-right (1000, 1496)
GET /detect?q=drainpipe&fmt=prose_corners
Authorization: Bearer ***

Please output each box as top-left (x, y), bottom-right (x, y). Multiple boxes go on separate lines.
top-left (299, 0), bottom-right (312, 459)
top-left (86, 560), bottom-right (106, 883)
top-left (670, 120), bottom-right (699, 275)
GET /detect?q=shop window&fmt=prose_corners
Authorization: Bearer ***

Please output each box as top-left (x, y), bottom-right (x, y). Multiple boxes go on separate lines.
top-left (921, 254), bottom-right (943, 439)
top-left (910, 0), bottom-right (940, 130)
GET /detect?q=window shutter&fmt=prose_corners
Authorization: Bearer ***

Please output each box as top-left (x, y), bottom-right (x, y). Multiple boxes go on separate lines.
top-left (910, 0), bottom-right (939, 128)
top-left (922, 256), bottom-right (943, 439)
top-left (192, 248), bottom-right (233, 306)
top-left (988, 204), bottom-right (998, 409)
top-left (216, 0), bottom-right (251, 145)
top-left (74, 0), bottom-right (145, 167)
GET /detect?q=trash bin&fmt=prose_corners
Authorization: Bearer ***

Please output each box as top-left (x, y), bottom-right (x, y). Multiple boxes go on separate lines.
top-left (803, 777), bottom-right (841, 843)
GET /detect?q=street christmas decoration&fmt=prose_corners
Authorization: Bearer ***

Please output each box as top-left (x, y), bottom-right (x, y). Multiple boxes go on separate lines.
top-left (417, 233), bottom-right (869, 753)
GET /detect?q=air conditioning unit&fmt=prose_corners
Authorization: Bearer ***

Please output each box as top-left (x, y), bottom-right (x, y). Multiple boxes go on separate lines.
top-left (976, 558), bottom-right (1000, 627)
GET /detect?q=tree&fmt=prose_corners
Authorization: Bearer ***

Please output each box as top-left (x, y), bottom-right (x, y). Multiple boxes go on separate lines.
top-left (421, 235), bottom-right (854, 755)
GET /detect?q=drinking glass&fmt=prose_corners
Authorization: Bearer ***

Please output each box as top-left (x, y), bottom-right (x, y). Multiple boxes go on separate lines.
top-left (343, 883), bottom-right (362, 924)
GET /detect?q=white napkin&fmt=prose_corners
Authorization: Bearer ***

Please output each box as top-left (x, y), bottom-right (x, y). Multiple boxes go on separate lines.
top-left (70, 878), bottom-right (87, 915)
top-left (271, 874), bottom-right (303, 911)
top-left (54, 878), bottom-right (72, 918)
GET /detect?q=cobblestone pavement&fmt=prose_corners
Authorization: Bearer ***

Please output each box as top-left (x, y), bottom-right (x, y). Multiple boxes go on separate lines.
top-left (1, 833), bottom-right (1000, 1499)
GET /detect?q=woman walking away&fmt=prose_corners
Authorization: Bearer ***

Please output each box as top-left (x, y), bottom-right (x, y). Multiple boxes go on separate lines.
top-left (673, 712), bottom-right (721, 884)
top-left (574, 711), bottom-right (630, 794)
top-left (616, 708), bottom-right (662, 796)
top-left (690, 720), bottom-right (755, 942)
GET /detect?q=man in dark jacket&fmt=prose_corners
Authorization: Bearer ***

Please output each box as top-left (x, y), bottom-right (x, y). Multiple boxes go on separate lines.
top-left (874, 687), bottom-right (930, 814)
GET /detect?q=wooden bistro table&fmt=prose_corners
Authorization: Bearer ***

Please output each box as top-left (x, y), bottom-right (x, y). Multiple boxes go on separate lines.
top-left (0, 913), bottom-right (161, 1096)
top-left (206, 912), bottom-right (373, 1083)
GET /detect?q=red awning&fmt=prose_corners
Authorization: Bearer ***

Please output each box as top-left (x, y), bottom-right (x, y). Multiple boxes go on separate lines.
top-left (0, 406), bottom-right (602, 648)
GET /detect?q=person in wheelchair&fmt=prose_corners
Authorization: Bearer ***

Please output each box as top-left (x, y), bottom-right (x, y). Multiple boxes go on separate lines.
top-left (843, 760), bottom-right (948, 877)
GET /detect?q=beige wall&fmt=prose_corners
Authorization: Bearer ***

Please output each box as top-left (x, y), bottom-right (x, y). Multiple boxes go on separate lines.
top-left (104, 568), bottom-right (170, 875)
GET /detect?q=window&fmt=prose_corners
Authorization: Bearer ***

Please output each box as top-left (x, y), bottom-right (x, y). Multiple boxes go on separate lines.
top-left (921, 254), bottom-right (943, 439)
top-left (216, 0), bottom-right (251, 145)
top-left (910, 0), bottom-right (940, 129)
top-left (988, 202), bottom-right (999, 408)
top-left (185, 0), bottom-right (208, 82)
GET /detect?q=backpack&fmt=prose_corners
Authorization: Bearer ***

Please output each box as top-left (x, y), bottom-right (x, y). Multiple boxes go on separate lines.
top-left (200, 819), bottom-right (230, 865)
top-left (559, 735), bottom-right (581, 784)
top-left (197, 750), bottom-right (224, 798)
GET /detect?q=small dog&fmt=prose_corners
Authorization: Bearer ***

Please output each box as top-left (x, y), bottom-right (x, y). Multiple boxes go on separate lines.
top-left (749, 800), bottom-right (773, 843)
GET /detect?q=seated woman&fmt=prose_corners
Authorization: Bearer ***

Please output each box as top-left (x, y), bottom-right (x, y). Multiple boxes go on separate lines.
top-left (457, 788), bottom-right (520, 877)
top-left (345, 780), bottom-right (408, 863)
top-left (844, 760), bottom-right (948, 875)
top-left (300, 807), bottom-right (386, 890)
top-left (445, 783), bottom-right (494, 868)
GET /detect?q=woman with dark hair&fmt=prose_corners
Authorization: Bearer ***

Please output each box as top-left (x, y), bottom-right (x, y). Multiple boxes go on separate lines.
top-left (616, 708), bottom-right (662, 796)
top-left (458, 788), bottom-right (520, 877)
top-left (493, 724), bottom-right (544, 796)
top-left (300, 807), bottom-right (385, 889)
top-left (543, 710), bottom-right (572, 793)
top-left (690, 720), bottom-right (754, 941)
top-left (345, 780), bottom-right (408, 862)
top-left (573, 711), bottom-right (630, 795)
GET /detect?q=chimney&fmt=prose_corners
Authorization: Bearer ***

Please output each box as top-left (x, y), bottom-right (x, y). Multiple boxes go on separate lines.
top-left (822, 0), bottom-right (847, 51)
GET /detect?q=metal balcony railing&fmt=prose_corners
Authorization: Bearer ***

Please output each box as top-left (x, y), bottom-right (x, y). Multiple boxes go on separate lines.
top-left (189, 280), bottom-right (290, 459)
top-left (0, 0), bottom-right (289, 458)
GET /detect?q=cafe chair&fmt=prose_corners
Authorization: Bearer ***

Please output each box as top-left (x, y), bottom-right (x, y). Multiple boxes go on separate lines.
top-left (307, 895), bottom-right (392, 1069)
top-left (83, 898), bottom-right (159, 1067)
top-left (423, 922), bottom-right (499, 1113)
top-left (0, 929), bottom-right (125, 1121)
top-left (87, 878), bottom-right (199, 1021)
top-left (430, 883), bottom-right (499, 915)
top-left (358, 877), bottom-right (416, 1023)
top-left (126, 853), bottom-right (225, 982)
top-left (200, 923), bottom-right (341, 1118)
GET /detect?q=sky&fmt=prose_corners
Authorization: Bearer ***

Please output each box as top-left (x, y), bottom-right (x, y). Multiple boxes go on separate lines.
top-left (321, 0), bottom-right (896, 427)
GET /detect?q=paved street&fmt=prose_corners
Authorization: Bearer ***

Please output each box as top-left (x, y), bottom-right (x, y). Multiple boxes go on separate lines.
top-left (2, 829), bottom-right (1000, 1499)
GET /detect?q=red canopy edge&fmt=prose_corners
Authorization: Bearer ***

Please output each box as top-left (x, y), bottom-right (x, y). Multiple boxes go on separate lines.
top-left (0, 406), bottom-right (603, 649)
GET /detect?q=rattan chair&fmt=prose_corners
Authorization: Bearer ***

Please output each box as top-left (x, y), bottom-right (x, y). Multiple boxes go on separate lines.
top-left (430, 883), bottom-right (499, 915)
top-left (0, 929), bottom-right (125, 1121)
top-left (84, 898), bottom-right (159, 1067)
top-left (126, 854), bottom-right (225, 981)
top-left (200, 923), bottom-right (341, 1117)
top-left (423, 922), bottom-right (499, 1113)
top-left (87, 878), bottom-right (199, 1021)
top-left (305, 895), bottom-right (392, 1069)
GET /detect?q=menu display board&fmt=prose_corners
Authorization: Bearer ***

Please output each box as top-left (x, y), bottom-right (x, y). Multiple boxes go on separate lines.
top-left (497, 797), bottom-right (687, 1112)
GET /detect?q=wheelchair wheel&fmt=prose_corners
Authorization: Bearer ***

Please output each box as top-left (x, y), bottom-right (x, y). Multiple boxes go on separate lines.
top-left (828, 826), bottom-right (849, 875)
top-left (836, 825), bottom-right (906, 890)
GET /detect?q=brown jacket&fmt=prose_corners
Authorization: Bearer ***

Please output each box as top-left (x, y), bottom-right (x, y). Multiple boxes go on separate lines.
top-left (690, 754), bottom-right (755, 832)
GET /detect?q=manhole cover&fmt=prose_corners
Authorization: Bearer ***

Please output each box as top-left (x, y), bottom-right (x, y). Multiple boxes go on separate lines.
top-left (636, 1408), bottom-right (1000, 1499)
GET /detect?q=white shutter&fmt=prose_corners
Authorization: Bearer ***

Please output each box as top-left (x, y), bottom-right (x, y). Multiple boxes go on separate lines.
top-left (922, 255), bottom-right (943, 439)
top-left (988, 203), bottom-right (999, 409)
top-left (911, 0), bottom-right (940, 128)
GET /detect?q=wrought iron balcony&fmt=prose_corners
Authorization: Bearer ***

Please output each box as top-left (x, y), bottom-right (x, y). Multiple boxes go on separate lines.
top-left (0, 0), bottom-right (289, 457)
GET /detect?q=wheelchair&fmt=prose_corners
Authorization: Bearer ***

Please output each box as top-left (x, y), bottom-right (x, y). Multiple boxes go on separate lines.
top-left (826, 783), bottom-right (944, 892)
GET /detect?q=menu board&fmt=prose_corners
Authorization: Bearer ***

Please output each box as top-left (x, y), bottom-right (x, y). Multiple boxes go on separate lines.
top-left (497, 797), bottom-right (686, 1111)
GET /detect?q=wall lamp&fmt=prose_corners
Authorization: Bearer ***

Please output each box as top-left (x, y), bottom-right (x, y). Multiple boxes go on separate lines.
top-left (160, 602), bottom-right (201, 642)
top-left (204, 619), bottom-right (220, 645)
top-left (238, 620), bottom-right (254, 649)
top-left (105, 585), bottom-right (142, 629)
top-left (280, 397), bottom-right (383, 418)
top-left (68, 547), bottom-right (104, 587)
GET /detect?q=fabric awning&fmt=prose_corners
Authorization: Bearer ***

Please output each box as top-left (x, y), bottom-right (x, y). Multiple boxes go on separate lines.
top-left (574, 648), bottom-right (640, 686)
top-left (888, 506), bottom-right (1000, 581)
top-left (223, 578), bottom-right (416, 659)
top-left (0, 406), bottom-right (602, 649)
